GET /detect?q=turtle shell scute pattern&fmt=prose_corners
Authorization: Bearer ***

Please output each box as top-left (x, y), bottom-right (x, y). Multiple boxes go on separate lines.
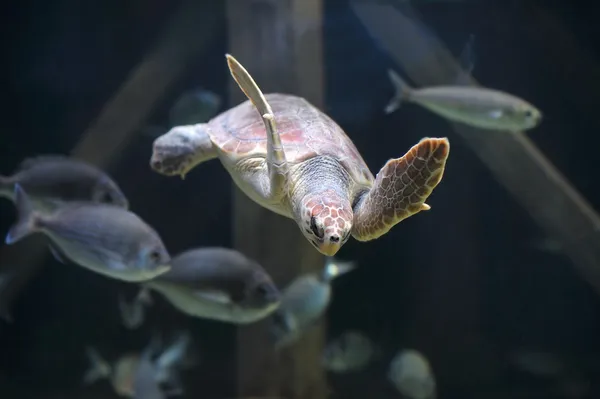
top-left (207, 93), bottom-right (374, 186)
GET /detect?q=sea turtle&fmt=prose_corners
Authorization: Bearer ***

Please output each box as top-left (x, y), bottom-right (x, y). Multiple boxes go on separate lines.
top-left (150, 54), bottom-right (450, 256)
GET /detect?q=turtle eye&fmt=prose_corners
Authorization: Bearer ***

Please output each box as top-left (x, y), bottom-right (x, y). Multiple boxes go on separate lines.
top-left (310, 216), bottom-right (323, 239)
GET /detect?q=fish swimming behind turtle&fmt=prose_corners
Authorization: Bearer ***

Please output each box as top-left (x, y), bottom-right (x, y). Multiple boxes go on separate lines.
top-left (150, 54), bottom-right (450, 256)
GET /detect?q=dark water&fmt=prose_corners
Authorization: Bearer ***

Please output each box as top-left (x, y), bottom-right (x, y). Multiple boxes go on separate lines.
top-left (1, 0), bottom-right (599, 398)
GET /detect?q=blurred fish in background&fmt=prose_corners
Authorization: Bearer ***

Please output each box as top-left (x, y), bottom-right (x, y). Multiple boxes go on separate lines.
top-left (169, 88), bottom-right (222, 126)
top-left (0, 155), bottom-right (132, 322)
top-left (122, 247), bottom-right (281, 326)
top-left (322, 330), bottom-right (379, 373)
top-left (4, 184), bottom-right (171, 282)
top-left (141, 88), bottom-right (222, 142)
top-left (269, 257), bottom-right (356, 349)
top-left (84, 331), bottom-right (195, 398)
top-left (388, 349), bottom-right (436, 399)
top-left (0, 155), bottom-right (129, 212)
top-left (508, 349), bottom-right (592, 399)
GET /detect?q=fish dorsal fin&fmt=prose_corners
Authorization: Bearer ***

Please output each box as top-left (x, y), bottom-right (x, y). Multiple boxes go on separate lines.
top-left (17, 155), bottom-right (71, 172)
top-left (195, 289), bottom-right (232, 304)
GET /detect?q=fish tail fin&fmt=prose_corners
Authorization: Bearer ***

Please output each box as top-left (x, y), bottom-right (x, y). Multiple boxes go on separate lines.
top-left (82, 346), bottom-right (111, 385)
top-left (156, 330), bottom-right (194, 371)
top-left (323, 257), bottom-right (357, 282)
top-left (5, 184), bottom-right (39, 245)
top-left (385, 69), bottom-right (413, 114)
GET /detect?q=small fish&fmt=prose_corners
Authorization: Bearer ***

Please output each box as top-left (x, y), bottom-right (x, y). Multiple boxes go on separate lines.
top-left (0, 155), bottom-right (129, 211)
top-left (169, 89), bottom-right (222, 126)
top-left (322, 330), bottom-right (378, 373)
top-left (385, 69), bottom-right (542, 132)
top-left (137, 247), bottom-right (281, 324)
top-left (388, 349), bottom-right (436, 399)
top-left (508, 350), bottom-right (592, 398)
top-left (384, 34), bottom-right (541, 132)
top-left (84, 332), bottom-right (193, 398)
top-left (509, 350), bottom-right (567, 377)
top-left (269, 257), bottom-right (356, 349)
top-left (5, 184), bottom-right (171, 282)
top-left (119, 289), bottom-right (153, 329)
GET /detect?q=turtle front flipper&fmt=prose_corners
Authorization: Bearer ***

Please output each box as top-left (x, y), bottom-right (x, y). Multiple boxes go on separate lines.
top-left (352, 138), bottom-right (449, 241)
top-left (225, 54), bottom-right (289, 201)
top-left (150, 125), bottom-right (217, 179)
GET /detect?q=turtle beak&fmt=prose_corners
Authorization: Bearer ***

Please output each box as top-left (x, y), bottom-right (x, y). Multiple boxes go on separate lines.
top-left (318, 241), bottom-right (341, 257)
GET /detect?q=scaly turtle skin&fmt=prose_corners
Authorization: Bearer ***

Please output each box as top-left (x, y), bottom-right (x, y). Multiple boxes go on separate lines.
top-left (150, 54), bottom-right (450, 256)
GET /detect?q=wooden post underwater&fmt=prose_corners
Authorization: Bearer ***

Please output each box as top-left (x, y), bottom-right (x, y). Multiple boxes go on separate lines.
top-left (226, 0), bottom-right (328, 398)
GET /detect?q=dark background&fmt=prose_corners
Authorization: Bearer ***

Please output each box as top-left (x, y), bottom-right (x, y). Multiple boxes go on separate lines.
top-left (0, 0), bottom-right (599, 398)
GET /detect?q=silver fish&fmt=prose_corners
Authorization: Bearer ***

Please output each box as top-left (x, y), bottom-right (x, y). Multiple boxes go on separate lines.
top-left (509, 350), bottom-right (567, 377)
top-left (0, 155), bottom-right (128, 211)
top-left (322, 330), bottom-right (378, 373)
top-left (269, 257), bottom-right (356, 349)
top-left (84, 332), bottom-right (193, 398)
top-left (169, 88), bottom-right (222, 126)
top-left (138, 247), bottom-right (281, 324)
top-left (388, 349), bottom-right (436, 399)
top-left (508, 350), bottom-right (592, 398)
top-left (385, 70), bottom-right (542, 132)
top-left (5, 184), bottom-right (170, 282)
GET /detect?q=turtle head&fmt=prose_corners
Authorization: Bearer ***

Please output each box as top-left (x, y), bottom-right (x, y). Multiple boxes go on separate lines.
top-left (150, 124), bottom-right (213, 179)
top-left (297, 189), bottom-right (353, 256)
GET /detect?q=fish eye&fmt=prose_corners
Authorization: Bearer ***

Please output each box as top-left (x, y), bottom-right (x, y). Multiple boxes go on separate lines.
top-left (149, 250), bottom-right (162, 263)
top-left (101, 192), bottom-right (113, 203)
top-left (255, 284), bottom-right (269, 297)
top-left (310, 216), bottom-right (323, 238)
top-left (523, 109), bottom-right (534, 119)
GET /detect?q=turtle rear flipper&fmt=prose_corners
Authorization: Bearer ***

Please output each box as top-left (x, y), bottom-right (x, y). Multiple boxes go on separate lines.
top-left (226, 54), bottom-right (289, 201)
top-left (351, 138), bottom-right (449, 241)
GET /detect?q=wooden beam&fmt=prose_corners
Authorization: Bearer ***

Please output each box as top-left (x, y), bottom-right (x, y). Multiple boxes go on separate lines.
top-left (70, 0), bottom-right (220, 168)
top-left (0, 0), bottom-right (220, 321)
top-left (351, 3), bottom-right (600, 294)
top-left (226, 1), bottom-right (327, 398)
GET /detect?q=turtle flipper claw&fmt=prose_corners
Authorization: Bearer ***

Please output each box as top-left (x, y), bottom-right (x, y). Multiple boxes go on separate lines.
top-left (351, 138), bottom-right (449, 241)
